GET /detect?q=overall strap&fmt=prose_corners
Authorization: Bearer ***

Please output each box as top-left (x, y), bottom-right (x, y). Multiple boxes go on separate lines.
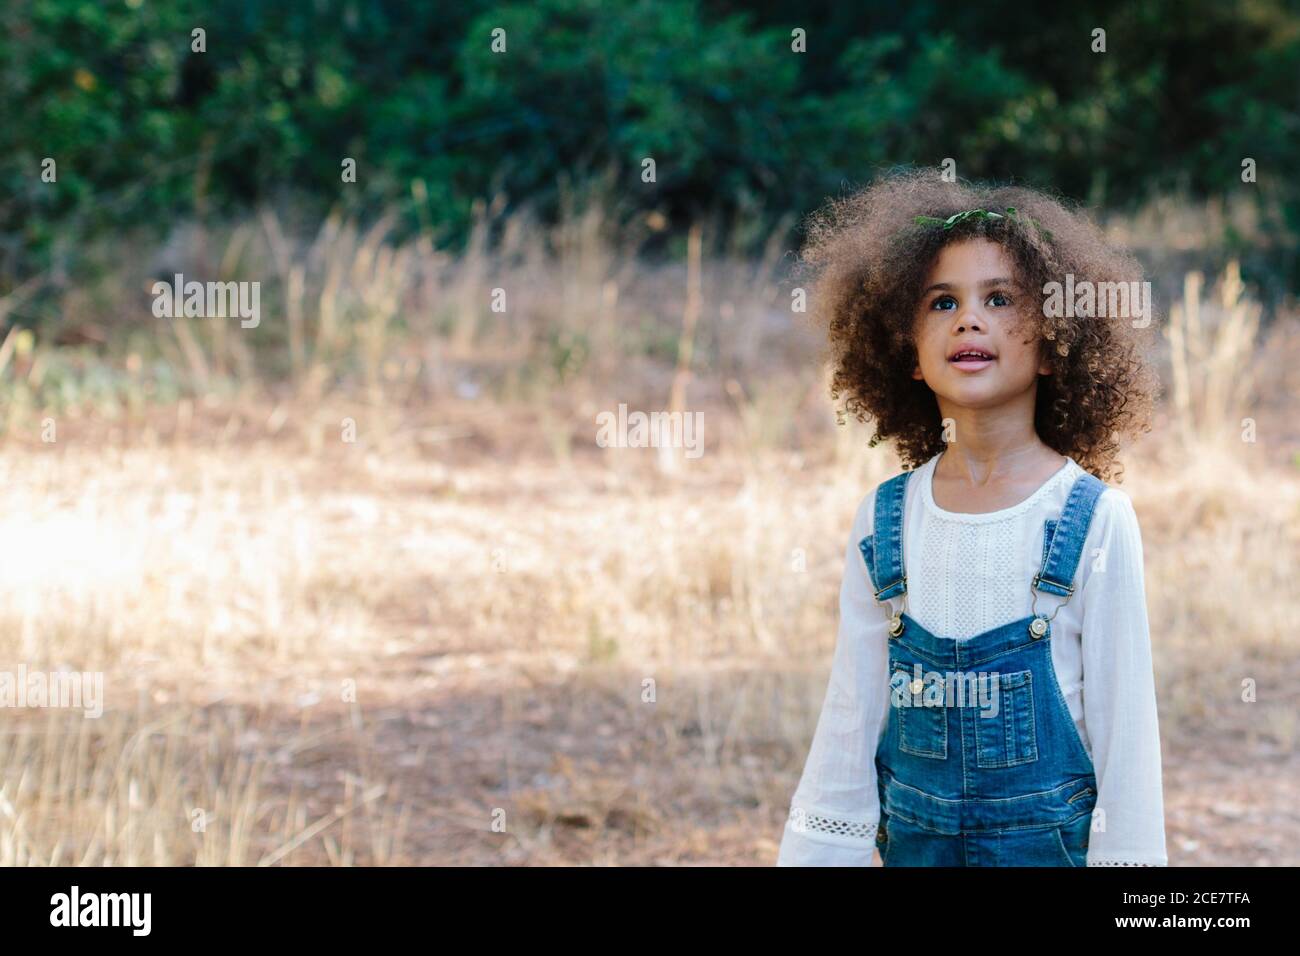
top-left (859, 469), bottom-right (911, 602)
top-left (1034, 472), bottom-right (1107, 598)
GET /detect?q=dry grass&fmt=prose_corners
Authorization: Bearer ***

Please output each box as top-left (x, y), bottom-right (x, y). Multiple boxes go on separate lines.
top-left (0, 209), bottom-right (1297, 865)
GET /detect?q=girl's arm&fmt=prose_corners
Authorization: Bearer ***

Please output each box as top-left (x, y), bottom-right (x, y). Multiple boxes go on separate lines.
top-left (1080, 489), bottom-right (1170, 866)
top-left (777, 491), bottom-right (892, 866)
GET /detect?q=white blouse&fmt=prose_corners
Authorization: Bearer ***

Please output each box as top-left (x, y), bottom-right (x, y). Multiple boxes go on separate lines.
top-left (777, 452), bottom-right (1168, 866)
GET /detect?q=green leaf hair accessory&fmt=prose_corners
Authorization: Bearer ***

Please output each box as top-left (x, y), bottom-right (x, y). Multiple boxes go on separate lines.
top-left (912, 206), bottom-right (1053, 240)
top-left (913, 207), bottom-right (1017, 229)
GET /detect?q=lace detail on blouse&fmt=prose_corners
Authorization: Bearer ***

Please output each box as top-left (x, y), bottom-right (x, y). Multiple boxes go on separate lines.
top-left (913, 454), bottom-right (1079, 639)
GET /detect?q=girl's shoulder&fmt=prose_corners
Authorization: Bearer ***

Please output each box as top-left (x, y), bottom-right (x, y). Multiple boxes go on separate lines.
top-left (1044, 467), bottom-right (1143, 556)
top-left (848, 456), bottom-right (938, 540)
top-left (1089, 483), bottom-right (1142, 540)
top-left (1020, 463), bottom-right (1141, 544)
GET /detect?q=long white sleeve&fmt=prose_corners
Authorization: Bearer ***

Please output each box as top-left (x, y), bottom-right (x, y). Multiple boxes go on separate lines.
top-left (776, 491), bottom-right (892, 866)
top-left (1078, 489), bottom-right (1169, 866)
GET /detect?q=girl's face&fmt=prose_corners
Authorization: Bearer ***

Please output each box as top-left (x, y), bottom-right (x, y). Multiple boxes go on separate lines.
top-left (910, 238), bottom-right (1050, 411)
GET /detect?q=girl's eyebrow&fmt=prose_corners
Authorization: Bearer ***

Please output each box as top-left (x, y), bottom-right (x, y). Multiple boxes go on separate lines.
top-left (921, 277), bottom-right (1017, 295)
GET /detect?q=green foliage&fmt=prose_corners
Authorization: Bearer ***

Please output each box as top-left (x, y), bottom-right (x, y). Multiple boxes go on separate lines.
top-left (2, 0), bottom-right (1298, 305)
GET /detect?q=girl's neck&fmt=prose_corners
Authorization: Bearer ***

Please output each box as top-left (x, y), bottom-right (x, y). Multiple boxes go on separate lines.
top-left (933, 438), bottom-right (1064, 487)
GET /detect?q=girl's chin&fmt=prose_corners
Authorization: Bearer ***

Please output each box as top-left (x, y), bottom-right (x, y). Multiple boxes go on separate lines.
top-left (932, 381), bottom-right (1022, 409)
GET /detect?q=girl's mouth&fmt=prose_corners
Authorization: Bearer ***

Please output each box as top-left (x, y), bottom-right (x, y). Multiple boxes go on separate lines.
top-left (948, 349), bottom-right (995, 372)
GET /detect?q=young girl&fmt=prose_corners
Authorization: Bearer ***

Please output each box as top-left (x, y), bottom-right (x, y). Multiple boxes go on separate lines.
top-left (777, 168), bottom-right (1168, 866)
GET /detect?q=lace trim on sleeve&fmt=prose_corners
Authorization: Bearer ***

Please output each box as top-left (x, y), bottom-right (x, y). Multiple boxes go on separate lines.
top-left (800, 813), bottom-right (878, 842)
top-left (1087, 859), bottom-right (1163, 866)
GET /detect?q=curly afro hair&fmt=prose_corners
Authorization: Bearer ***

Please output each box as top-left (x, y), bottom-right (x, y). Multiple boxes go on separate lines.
top-left (800, 166), bottom-right (1159, 483)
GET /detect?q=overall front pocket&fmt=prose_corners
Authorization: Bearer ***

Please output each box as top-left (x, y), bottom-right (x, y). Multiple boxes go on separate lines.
top-left (890, 667), bottom-right (948, 759)
top-left (973, 669), bottom-right (1038, 768)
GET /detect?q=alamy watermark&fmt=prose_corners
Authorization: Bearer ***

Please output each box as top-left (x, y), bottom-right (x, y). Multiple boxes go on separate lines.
top-left (50, 886), bottom-right (150, 935)
top-left (152, 273), bottom-right (260, 328)
top-left (596, 403), bottom-right (703, 459)
top-left (0, 665), bottom-right (103, 718)
top-left (1042, 274), bottom-right (1151, 328)
top-left (890, 664), bottom-right (1008, 718)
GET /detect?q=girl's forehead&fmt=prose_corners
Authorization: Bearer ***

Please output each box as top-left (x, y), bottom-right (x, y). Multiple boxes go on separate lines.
top-left (924, 238), bottom-right (1017, 279)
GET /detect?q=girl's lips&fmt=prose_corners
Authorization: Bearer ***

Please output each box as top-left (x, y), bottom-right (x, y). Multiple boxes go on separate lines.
top-left (950, 357), bottom-right (995, 372)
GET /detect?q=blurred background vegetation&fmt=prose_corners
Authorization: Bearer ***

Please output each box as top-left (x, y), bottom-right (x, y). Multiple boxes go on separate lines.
top-left (3, 0), bottom-right (1298, 331)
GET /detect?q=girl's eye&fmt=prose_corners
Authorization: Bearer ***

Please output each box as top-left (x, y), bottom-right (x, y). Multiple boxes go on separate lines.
top-left (930, 292), bottom-right (1012, 311)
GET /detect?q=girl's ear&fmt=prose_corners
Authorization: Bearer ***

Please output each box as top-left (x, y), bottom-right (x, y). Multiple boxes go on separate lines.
top-left (1034, 332), bottom-right (1052, 376)
top-left (911, 365), bottom-right (925, 381)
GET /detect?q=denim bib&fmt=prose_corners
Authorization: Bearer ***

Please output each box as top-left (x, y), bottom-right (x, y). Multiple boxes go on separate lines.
top-left (859, 467), bottom-right (1104, 866)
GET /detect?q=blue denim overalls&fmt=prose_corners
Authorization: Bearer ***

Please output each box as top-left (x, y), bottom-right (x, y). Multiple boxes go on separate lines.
top-left (860, 467), bottom-right (1104, 866)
